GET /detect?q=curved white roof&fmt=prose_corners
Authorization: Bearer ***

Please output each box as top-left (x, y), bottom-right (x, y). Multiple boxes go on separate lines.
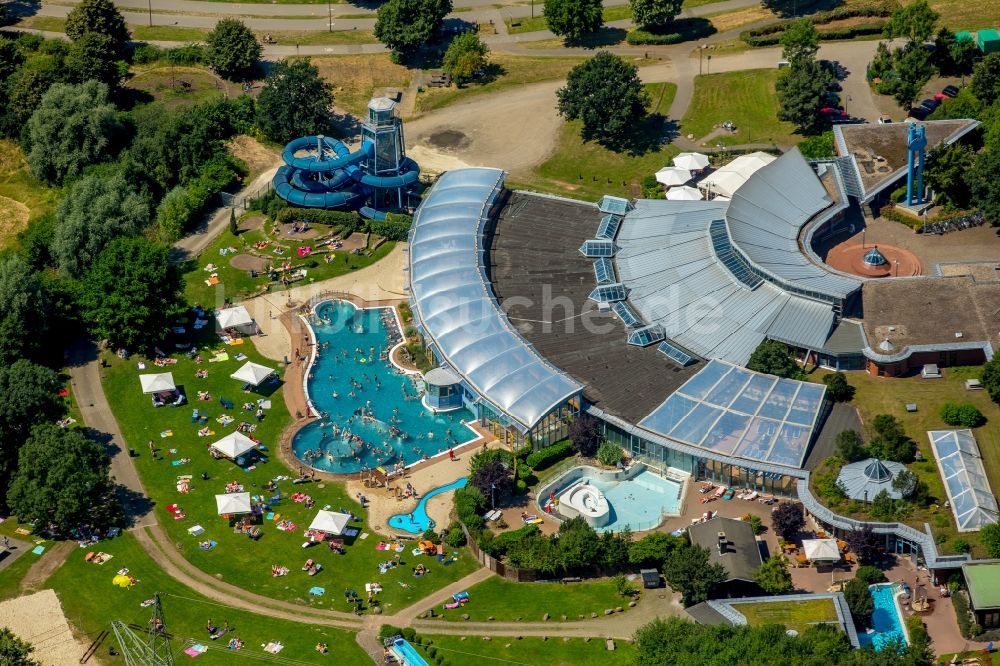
top-left (408, 168), bottom-right (582, 430)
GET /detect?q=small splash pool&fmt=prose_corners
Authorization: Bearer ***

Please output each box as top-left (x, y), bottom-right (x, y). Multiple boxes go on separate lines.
top-left (860, 583), bottom-right (908, 651)
top-left (389, 477), bottom-right (468, 534)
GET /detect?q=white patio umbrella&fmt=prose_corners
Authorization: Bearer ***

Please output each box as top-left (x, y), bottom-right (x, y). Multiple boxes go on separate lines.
top-left (673, 152), bottom-right (711, 172)
top-left (654, 166), bottom-right (692, 187)
top-left (309, 510), bottom-right (352, 536)
top-left (139, 373), bottom-right (176, 394)
top-left (216, 305), bottom-right (254, 329)
top-left (230, 361), bottom-right (276, 387)
top-left (665, 185), bottom-right (704, 201)
top-left (209, 432), bottom-right (258, 460)
top-left (802, 538), bottom-right (841, 563)
top-left (215, 492), bottom-right (252, 516)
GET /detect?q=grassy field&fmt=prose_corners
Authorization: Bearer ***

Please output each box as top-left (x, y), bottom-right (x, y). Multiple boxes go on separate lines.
top-left (270, 29), bottom-right (379, 46)
top-left (807, 366), bottom-right (1000, 557)
top-left (525, 82), bottom-right (678, 201)
top-left (312, 54), bottom-right (412, 118)
top-left (926, 0), bottom-right (999, 30)
top-left (680, 69), bottom-right (798, 148)
top-left (0, 140), bottom-right (59, 247)
top-left (133, 25), bottom-right (211, 42)
top-left (427, 576), bottom-right (632, 622)
top-left (100, 333), bottom-right (478, 612)
top-left (706, 5), bottom-right (775, 32)
top-left (733, 598), bottom-right (839, 634)
top-left (414, 634), bottom-right (637, 666)
top-left (415, 55), bottom-right (585, 115)
top-left (44, 532), bottom-right (368, 665)
top-left (128, 66), bottom-right (237, 109)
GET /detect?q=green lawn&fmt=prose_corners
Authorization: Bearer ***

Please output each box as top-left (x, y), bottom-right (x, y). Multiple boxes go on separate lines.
top-left (133, 25), bottom-right (211, 42)
top-left (128, 66), bottom-right (237, 109)
top-left (414, 634), bottom-right (637, 666)
top-left (428, 576), bottom-right (633, 622)
top-left (0, 140), bottom-right (59, 247)
top-left (733, 598), bottom-right (839, 634)
top-left (45, 532), bottom-right (367, 664)
top-left (680, 69), bottom-right (799, 148)
top-left (13, 16), bottom-right (65, 32)
top-left (182, 218), bottom-right (396, 307)
top-left (928, 0), bottom-right (999, 30)
top-left (270, 29), bottom-right (379, 46)
top-left (524, 82), bottom-right (678, 201)
top-left (100, 337), bottom-right (478, 612)
top-left (507, 5), bottom-right (632, 33)
top-left (808, 366), bottom-right (1000, 557)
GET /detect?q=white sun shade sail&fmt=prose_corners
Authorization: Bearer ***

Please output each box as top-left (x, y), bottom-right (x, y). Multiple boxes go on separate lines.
top-left (216, 305), bottom-right (254, 329)
top-left (231, 361), bottom-right (276, 387)
top-left (210, 432), bottom-right (258, 459)
top-left (309, 510), bottom-right (352, 535)
top-left (139, 373), bottom-right (176, 394)
top-left (802, 538), bottom-right (841, 562)
top-left (215, 492), bottom-right (252, 515)
top-left (665, 185), bottom-right (704, 201)
top-left (654, 166), bottom-right (693, 187)
top-left (673, 152), bottom-right (710, 171)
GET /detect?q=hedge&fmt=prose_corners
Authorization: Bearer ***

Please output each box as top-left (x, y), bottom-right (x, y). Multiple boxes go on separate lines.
top-left (741, 1), bottom-right (895, 46)
top-left (626, 18), bottom-right (715, 45)
top-left (275, 207), bottom-right (361, 232)
top-left (525, 441), bottom-right (573, 471)
top-left (367, 213), bottom-right (412, 241)
top-left (482, 523), bottom-right (540, 558)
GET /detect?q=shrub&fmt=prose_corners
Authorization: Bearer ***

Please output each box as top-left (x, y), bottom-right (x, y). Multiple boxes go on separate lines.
top-left (401, 627), bottom-right (416, 642)
top-left (741, 1), bottom-right (894, 46)
top-left (626, 18), bottom-right (714, 45)
top-left (525, 441), bottom-right (573, 471)
top-left (940, 401), bottom-right (985, 427)
top-left (954, 538), bottom-right (971, 553)
top-left (445, 525), bottom-right (466, 547)
top-left (275, 207), bottom-right (361, 231)
top-left (854, 565), bottom-right (887, 585)
top-left (953, 591), bottom-right (976, 638)
top-left (823, 372), bottom-right (855, 402)
top-left (596, 441), bottom-right (624, 467)
top-left (422, 528), bottom-right (441, 544)
top-left (379, 624), bottom-right (403, 639)
top-left (483, 524), bottom-right (540, 558)
top-left (515, 479), bottom-right (528, 494)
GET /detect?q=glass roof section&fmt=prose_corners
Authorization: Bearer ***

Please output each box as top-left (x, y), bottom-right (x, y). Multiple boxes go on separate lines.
top-left (638, 359), bottom-right (826, 469)
top-left (658, 341), bottom-right (694, 366)
top-left (579, 239), bottom-right (617, 257)
top-left (407, 168), bottom-right (583, 430)
top-left (612, 301), bottom-right (642, 328)
top-left (709, 219), bottom-right (763, 289)
top-left (598, 195), bottom-right (632, 215)
top-left (597, 214), bottom-right (623, 239)
top-left (590, 283), bottom-right (628, 303)
top-left (627, 324), bottom-right (665, 347)
top-left (928, 430), bottom-right (999, 532)
top-left (594, 257), bottom-right (616, 284)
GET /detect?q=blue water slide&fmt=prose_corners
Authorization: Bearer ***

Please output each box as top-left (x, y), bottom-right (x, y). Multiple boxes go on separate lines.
top-left (273, 165), bottom-right (366, 209)
top-left (282, 136), bottom-right (365, 173)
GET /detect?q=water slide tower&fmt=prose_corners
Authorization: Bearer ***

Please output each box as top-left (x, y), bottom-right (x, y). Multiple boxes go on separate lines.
top-left (905, 122), bottom-right (927, 206)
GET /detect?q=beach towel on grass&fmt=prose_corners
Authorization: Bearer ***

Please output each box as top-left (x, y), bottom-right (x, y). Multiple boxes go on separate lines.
top-left (309, 586), bottom-right (325, 596)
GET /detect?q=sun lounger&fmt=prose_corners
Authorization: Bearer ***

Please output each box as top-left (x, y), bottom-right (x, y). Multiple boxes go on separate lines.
top-left (444, 601), bottom-right (460, 609)
top-left (714, 486), bottom-right (727, 497)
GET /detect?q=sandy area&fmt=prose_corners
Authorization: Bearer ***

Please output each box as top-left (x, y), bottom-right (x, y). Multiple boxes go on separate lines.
top-left (226, 136), bottom-right (281, 177)
top-left (0, 590), bottom-right (90, 665)
top-left (405, 145), bottom-right (470, 178)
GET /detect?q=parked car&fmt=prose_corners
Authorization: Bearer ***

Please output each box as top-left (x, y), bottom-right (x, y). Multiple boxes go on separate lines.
top-left (919, 98), bottom-right (940, 112)
top-left (878, 115), bottom-right (893, 124)
top-left (908, 107), bottom-right (929, 120)
top-left (820, 106), bottom-right (847, 116)
top-left (942, 85), bottom-right (959, 97)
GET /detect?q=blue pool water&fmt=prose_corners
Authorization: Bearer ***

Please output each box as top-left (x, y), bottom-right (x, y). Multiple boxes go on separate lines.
top-left (291, 300), bottom-right (477, 474)
top-left (554, 469), bottom-right (682, 532)
top-left (389, 477), bottom-right (468, 533)
top-left (392, 638), bottom-right (428, 666)
top-left (860, 583), bottom-right (908, 651)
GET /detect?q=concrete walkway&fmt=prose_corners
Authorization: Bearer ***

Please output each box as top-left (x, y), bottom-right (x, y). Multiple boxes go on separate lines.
top-left (0, 537), bottom-right (31, 574)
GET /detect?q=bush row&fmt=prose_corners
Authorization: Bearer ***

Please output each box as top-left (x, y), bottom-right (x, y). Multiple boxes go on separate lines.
top-left (741, 1), bottom-right (895, 46)
top-left (481, 523), bottom-right (540, 558)
top-left (132, 43), bottom-right (208, 66)
top-left (743, 20), bottom-right (887, 46)
top-left (367, 213), bottom-right (412, 241)
top-left (626, 18), bottom-right (715, 45)
top-left (524, 440), bottom-right (573, 471)
top-left (879, 205), bottom-right (980, 231)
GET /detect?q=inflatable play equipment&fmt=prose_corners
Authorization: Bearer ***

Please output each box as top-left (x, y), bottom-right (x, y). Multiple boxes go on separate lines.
top-left (272, 97), bottom-right (420, 216)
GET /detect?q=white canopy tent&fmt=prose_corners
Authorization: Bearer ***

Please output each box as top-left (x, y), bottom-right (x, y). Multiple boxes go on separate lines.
top-left (309, 510), bottom-right (352, 536)
top-left (654, 166), bottom-right (693, 187)
top-left (697, 151), bottom-right (777, 198)
top-left (209, 432), bottom-right (258, 460)
top-left (215, 492), bottom-right (252, 516)
top-left (665, 185), bottom-right (704, 201)
top-left (673, 152), bottom-right (710, 172)
top-left (139, 373), bottom-right (176, 394)
top-left (216, 305), bottom-right (254, 330)
top-left (231, 361), bottom-right (276, 387)
top-left (802, 538), bottom-right (841, 562)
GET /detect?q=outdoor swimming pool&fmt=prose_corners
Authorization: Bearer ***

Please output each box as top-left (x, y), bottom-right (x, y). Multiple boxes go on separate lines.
top-left (860, 583), bottom-right (908, 651)
top-left (291, 300), bottom-right (477, 474)
top-left (541, 465), bottom-right (684, 532)
top-left (389, 477), bottom-right (468, 533)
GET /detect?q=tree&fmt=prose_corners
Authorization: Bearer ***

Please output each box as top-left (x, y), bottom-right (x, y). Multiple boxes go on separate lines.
top-left (854, 565), bottom-right (887, 585)
top-left (229, 206), bottom-right (239, 235)
top-left (844, 578), bottom-right (874, 628)
top-left (836, 429), bottom-right (866, 462)
top-left (442, 32), bottom-right (489, 85)
top-left (0, 37), bottom-right (24, 83)
top-left (599, 528), bottom-right (631, 570)
top-left (980, 523), bottom-right (1000, 558)
top-left (869, 489), bottom-right (896, 520)
top-left (469, 459), bottom-right (513, 506)
top-left (80, 237), bottom-right (183, 349)
top-left (772, 502), bottom-right (804, 540)
top-left (65, 31), bottom-right (121, 87)
top-left (949, 38), bottom-right (980, 76)
top-left (628, 0), bottom-right (682, 30)
top-left (867, 414), bottom-right (916, 463)
top-left (777, 58), bottom-right (833, 134)
top-left (557, 51), bottom-right (648, 148)
top-left (883, 45), bottom-right (934, 110)
top-left (544, 0), bottom-right (602, 41)
top-left (746, 339), bottom-right (800, 378)
top-left (663, 544), bottom-right (726, 606)
top-left (969, 149), bottom-right (1000, 226)
top-left (844, 526), bottom-right (881, 564)
top-left (924, 143), bottom-right (974, 209)
top-left (0, 628), bottom-right (40, 666)
top-left (780, 19), bottom-right (820, 65)
top-left (939, 401), bottom-right (984, 427)
top-left (7, 424), bottom-right (114, 533)
top-left (884, 0), bottom-right (938, 43)
top-left (0, 255), bottom-right (47, 366)
top-left (891, 469), bottom-right (927, 502)
top-left (374, 0), bottom-right (452, 61)
top-left (569, 413), bottom-right (601, 456)
top-left (628, 531), bottom-right (684, 569)
top-left (256, 58), bottom-right (334, 144)
top-left (971, 53), bottom-right (1000, 106)
top-left (206, 18), bottom-right (261, 80)
top-left (0, 66), bottom-right (57, 140)
top-left (557, 517), bottom-right (600, 571)
top-left (597, 441), bottom-right (624, 467)
top-left (22, 81), bottom-right (119, 185)
top-left (0, 360), bottom-right (65, 504)
top-left (506, 533), bottom-right (561, 575)
top-left (65, 0), bottom-right (130, 56)
top-left (798, 131), bottom-right (834, 159)
top-left (468, 447), bottom-right (512, 476)
top-left (54, 171), bottom-right (149, 277)
top-left (868, 41), bottom-right (894, 82)
top-left (755, 554), bottom-right (793, 594)
top-left (823, 372), bottom-right (855, 402)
